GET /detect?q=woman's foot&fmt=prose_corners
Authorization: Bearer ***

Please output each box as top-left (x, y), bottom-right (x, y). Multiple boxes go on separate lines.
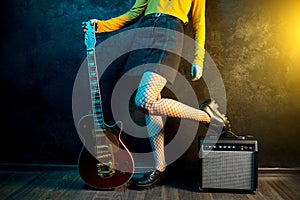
top-left (199, 98), bottom-right (231, 135)
top-left (132, 169), bottom-right (167, 190)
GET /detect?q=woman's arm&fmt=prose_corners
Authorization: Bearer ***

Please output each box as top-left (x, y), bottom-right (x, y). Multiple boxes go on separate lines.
top-left (191, 0), bottom-right (206, 67)
top-left (96, 0), bottom-right (148, 33)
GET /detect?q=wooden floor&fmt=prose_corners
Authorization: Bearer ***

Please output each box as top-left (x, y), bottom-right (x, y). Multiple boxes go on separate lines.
top-left (0, 167), bottom-right (299, 200)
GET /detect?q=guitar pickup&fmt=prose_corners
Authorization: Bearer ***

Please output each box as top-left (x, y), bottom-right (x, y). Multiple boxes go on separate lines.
top-left (96, 154), bottom-right (112, 159)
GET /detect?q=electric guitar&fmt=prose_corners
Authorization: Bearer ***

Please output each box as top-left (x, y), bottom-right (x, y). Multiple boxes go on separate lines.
top-left (77, 21), bottom-right (134, 189)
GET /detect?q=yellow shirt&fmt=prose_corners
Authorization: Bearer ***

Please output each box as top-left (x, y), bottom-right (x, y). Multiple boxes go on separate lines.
top-left (97, 0), bottom-right (206, 66)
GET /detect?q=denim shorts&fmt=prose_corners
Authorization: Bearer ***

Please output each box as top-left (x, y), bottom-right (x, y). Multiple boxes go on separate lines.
top-left (123, 14), bottom-right (184, 84)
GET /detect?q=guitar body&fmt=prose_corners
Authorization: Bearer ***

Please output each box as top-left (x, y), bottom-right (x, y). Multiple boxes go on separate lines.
top-left (78, 115), bottom-right (134, 189)
top-left (78, 147), bottom-right (134, 189)
top-left (77, 21), bottom-right (134, 189)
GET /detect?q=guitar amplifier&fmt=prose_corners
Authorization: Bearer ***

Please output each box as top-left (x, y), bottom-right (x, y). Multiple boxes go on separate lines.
top-left (198, 138), bottom-right (258, 192)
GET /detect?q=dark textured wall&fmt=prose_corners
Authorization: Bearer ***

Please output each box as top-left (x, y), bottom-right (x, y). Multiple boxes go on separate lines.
top-left (1, 0), bottom-right (300, 168)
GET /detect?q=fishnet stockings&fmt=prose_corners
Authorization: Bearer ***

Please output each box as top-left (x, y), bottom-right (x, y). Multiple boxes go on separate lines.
top-left (135, 72), bottom-right (210, 172)
top-left (145, 114), bottom-right (166, 172)
top-left (135, 72), bottom-right (210, 123)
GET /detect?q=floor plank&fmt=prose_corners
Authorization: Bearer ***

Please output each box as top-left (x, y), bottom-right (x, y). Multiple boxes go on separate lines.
top-left (0, 170), bottom-right (299, 200)
top-left (0, 171), bottom-right (43, 200)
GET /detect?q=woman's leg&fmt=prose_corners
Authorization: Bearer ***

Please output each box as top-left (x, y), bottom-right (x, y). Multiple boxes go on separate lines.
top-left (135, 71), bottom-right (210, 124)
top-left (145, 114), bottom-right (166, 172)
top-left (135, 71), bottom-right (211, 172)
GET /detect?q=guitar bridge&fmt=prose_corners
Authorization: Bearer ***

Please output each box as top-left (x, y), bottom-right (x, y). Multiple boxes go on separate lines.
top-left (96, 162), bottom-right (115, 178)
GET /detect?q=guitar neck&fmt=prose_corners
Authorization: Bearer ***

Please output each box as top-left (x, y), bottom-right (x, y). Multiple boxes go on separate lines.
top-left (86, 49), bottom-right (105, 130)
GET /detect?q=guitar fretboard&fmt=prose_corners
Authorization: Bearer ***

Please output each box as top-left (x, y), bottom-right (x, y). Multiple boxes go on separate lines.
top-left (87, 49), bottom-right (105, 131)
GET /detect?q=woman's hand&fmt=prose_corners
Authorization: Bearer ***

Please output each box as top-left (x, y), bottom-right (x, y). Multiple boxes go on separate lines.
top-left (82, 19), bottom-right (98, 33)
top-left (90, 19), bottom-right (98, 26)
top-left (190, 64), bottom-right (203, 81)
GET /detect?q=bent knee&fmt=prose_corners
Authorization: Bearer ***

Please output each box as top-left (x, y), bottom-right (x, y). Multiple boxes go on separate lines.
top-left (135, 93), bottom-right (145, 108)
top-left (135, 93), bottom-right (151, 114)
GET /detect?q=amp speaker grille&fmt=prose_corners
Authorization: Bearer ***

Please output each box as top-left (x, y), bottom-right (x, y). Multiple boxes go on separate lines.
top-left (202, 151), bottom-right (254, 190)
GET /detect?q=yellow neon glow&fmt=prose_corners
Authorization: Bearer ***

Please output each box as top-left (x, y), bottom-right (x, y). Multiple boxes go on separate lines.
top-left (279, 2), bottom-right (300, 59)
top-left (295, 20), bottom-right (300, 47)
